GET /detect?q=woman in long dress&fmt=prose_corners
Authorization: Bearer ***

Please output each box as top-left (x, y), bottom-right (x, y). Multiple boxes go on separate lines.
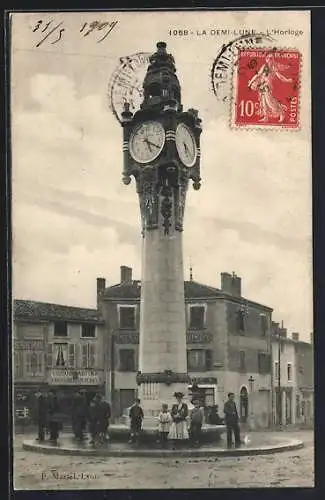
top-left (168, 392), bottom-right (189, 447)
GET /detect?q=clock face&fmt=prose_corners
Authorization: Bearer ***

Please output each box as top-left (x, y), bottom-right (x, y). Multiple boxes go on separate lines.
top-left (129, 121), bottom-right (165, 164)
top-left (175, 123), bottom-right (197, 167)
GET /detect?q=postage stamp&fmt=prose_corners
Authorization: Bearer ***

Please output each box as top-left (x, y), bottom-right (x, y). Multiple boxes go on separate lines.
top-left (231, 48), bottom-right (301, 129)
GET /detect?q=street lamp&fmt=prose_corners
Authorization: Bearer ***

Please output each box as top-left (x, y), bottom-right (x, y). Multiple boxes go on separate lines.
top-left (248, 375), bottom-right (255, 430)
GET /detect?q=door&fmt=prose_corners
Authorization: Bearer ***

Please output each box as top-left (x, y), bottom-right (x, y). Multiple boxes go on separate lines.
top-left (119, 389), bottom-right (136, 417)
top-left (240, 387), bottom-right (248, 423)
top-left (285, 391), bottom-right (292, 424)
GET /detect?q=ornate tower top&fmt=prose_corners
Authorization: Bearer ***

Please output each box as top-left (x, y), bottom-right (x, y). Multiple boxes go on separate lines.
top-left (141, 41), bottom-right (182, 112)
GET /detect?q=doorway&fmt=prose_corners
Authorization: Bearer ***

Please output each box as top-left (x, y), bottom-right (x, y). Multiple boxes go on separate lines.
top-left (240, 386), bottom-right (249, 423)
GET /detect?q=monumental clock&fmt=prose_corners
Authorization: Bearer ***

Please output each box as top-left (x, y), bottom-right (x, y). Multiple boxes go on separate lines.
top-left (119, 42), bottom-right (203, 414)
top-left (120, 41), bottom-right (202, 235)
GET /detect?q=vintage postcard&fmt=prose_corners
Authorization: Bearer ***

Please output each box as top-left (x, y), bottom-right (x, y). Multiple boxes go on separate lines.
top-left (10, 9), bottom-right (313, 490)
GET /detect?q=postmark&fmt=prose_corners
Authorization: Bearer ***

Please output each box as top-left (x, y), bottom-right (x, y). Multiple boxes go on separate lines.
top-left (231, 48), bottom-right (301, 129)
top-left (211, 32), bottom-right (275, 103)
top-left (108, 52), bottom-right (151, 123)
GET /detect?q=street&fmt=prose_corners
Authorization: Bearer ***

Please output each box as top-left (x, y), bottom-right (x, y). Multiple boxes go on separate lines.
top-left (13, 430), bottom-right (314, 489)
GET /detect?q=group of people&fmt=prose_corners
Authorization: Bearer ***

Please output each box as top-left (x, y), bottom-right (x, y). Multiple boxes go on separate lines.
top-left (128, 391), bottom-right (241, 449)
top-left (34, 389), bottom-right (111, 446)
top-left (34, 388), bottom-right (242, 449)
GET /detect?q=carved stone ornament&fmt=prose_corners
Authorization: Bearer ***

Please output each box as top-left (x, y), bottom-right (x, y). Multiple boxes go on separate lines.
top-left (136, 370), bottom-right (191, 386)
top-left (160, 185), bottom-right (173, 235)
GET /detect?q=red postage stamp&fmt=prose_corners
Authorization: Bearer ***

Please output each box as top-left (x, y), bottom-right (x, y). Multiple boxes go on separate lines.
top-left (231, 48), bottom-right (301, 129)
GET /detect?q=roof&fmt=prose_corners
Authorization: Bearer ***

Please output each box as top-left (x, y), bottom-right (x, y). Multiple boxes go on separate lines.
top-left (102, 280), bottom-right (272, 310)
top-left (14, 300), bottom-right (103, 323)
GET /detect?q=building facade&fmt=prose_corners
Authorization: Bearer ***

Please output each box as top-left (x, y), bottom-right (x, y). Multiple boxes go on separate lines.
top-left (13, 300), bottom-right (106, 419)
top-left (13, 271), bottom-right (314, 430)
top-left (294, 333), bottom-right (314, 427)
top-left (98, 266), bottom-right (274, 427)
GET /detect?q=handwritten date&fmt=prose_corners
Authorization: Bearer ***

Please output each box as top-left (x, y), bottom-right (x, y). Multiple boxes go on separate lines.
top-left (32, 19), bottom-right (118, 47)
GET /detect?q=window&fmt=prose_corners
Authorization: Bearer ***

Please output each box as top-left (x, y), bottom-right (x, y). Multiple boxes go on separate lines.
top-left (187, 349), bottom-right (206, 371)
top-left (239, 351), bottom-right (246, 372)
top-left (54, 343), bottom-right (67, 366)
top-left (119, 349), bottom-right (136, 371)
top-left (206, 350), bottom-right (213, 370)
top-left (14, 351), bottom-right (23, 378)
top-left (25, 352), bottom-right (43, 375)
top-left (54, 321), bottom-right (68, 337)
top-left (81, 324), bottom-right (96, 338)
top-left (287, 363), bottom-right (292, 381)
top-left (260, 315), bottom-right (268, 336)
top-left (189, 306), bottom-right (205, 329)
top-left (274, 361), bottom-right (279, 380)
top-left (81, 343), bottom-right (97, 368)
top-left (119, 306), bottom-right (136, 329)
top-left (258, 353), bottom-right (271, 374)
top-left (237, 310), bottom-right (245, 332)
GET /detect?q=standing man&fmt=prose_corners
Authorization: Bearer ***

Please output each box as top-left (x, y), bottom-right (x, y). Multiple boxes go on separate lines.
top-left (72, 390), bottom-right (88, 441)
top-left (223, 392), bottom-right (241, 449)
top-left (128, 398), bottom-right (144, 445)
top-left (35, 389), bottom-right (48, 442)
top-left (98, 397), bottom-right (111, 443)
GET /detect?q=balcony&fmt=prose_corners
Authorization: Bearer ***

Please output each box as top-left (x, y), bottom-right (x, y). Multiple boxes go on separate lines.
top-left (48, 368), bottom-right (103, 386)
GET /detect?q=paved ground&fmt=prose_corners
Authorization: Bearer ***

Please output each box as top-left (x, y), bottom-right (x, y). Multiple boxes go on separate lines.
top-left (13, 430), bottom-right (314, 489)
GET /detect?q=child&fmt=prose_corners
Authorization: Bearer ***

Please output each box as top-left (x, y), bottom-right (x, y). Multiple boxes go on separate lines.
top-left (190, 399), bottom-right (204, 447)
top-left (158, 404), bottom-right (172, 448)
top-left (128, 398), bottom-right (144, 444)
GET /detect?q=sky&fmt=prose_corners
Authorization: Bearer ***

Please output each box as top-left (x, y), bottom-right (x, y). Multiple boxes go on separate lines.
top-left (11, 10), bottom-right (313, 340)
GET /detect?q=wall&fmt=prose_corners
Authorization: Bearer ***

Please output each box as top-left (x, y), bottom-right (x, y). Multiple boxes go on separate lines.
top-left (271, 339), bottom-right (297, 425)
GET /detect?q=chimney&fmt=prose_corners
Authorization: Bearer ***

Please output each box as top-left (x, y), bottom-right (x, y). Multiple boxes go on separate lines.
top-left (97, 277), bottom-right (106, 296)
top-left (221, 272), bottom-right (232, 294)
top-left (232, 274), bottom-right (241, 297)
top-left (279, 327), bottom-right (287, 338)
top-left (292, 332), bottom-right (299, 341)
top-left (120, 265), bottom-right (132, 284)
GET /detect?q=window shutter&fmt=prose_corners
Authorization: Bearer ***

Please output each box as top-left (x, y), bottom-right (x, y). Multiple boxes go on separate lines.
top-left (37, 353), bottom-right (43, 373)
top-left (47, 343), bottom-right (53, 367)
top-left (89, 344), bottom-right (96, 368)
top-left (82, 344), bottom-right (88, 368)
top-left (68, 344), bottom-right (75, 367)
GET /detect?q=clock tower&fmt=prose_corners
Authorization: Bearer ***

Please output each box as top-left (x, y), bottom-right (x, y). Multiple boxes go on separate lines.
top-left (121, 41), bottom-right (202, 416)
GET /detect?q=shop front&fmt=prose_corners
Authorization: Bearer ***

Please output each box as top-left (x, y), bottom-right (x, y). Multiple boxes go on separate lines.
top-left (48, 368), bottom-right (105, 420)
top-left (188, 377), bottom-right (218, 422)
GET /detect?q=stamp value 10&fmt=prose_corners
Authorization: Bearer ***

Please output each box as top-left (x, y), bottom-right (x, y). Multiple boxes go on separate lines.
top-left (231, 48), bottom-right (301, 130)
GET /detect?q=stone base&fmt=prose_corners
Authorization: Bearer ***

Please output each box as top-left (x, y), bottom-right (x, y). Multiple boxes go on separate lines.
top-left (22, 433), bottom-right (304, 458)
top-left (138, 381), bottom-right (190, 416)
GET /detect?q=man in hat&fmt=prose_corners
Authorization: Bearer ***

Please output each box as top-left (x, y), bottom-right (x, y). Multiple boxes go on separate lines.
top-left (128, 398), bottom-right (144, 444)
top-left (223, 392), bottom-right (241, 448)
top-left (189, 398), bottom-right (204, 447)
top-left (72, 390), bottom-right (88, 441)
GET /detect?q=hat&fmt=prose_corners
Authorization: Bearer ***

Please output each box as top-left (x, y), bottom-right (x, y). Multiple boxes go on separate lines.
top-left (174, 392), bottom-right (184, 398)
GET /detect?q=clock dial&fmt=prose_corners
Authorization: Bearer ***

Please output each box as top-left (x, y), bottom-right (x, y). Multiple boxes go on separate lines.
top-left (129, 121), bottom-right (165, 164)
top-left (175, 123), bottom-right (197, 168)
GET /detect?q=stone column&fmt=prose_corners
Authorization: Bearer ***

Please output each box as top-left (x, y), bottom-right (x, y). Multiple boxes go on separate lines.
top-left (138, 192), bottom-right (189, 415)
top-left (135, 170), bottom-right (191, 418)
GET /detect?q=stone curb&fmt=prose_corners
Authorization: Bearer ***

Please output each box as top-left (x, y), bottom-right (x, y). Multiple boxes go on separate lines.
top-left (22, 439), bottom-right (304, 458)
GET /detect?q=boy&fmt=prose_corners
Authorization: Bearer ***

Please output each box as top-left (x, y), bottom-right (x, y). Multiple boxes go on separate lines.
top-left (128, 398), bottom-right (144, 444)
top-left (190, 399), bottom-right (204, 447)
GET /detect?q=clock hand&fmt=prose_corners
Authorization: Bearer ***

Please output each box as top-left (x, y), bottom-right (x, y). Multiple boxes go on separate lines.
top-left (146, 139), bottom-right (161, 149)
top-left (183, 142), bottom-right (189, 154)
top-left (144, 138), bottom-right (153, 152)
